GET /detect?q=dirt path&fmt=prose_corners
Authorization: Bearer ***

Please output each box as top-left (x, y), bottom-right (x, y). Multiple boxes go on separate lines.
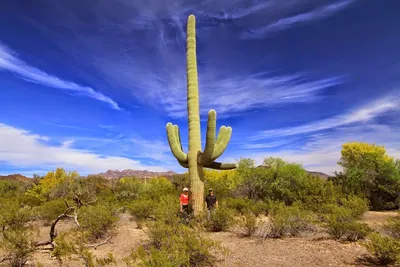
top-left (362, 210), bottom-right (399, 231)
top-left (208, 232), bottom-right (369, 267)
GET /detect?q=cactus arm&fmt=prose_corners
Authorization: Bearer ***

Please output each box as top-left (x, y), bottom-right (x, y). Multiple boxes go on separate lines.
top-left (198, 109), bottom-right (216, 165)
top-left (179, 160), bottom-right (236, 170)
top-left (204, 162), bottom-right (238, 170)
top-left (207, 126), bottom-right (232, 163)
top-left (178, 160), bottom-right (189, 168)
top-left (174, 124), bottom-right (184, 152)
top-left (166, 123), bottom-right (188, 163)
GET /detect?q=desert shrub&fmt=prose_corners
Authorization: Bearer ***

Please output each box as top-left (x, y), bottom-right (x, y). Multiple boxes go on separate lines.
top-left (326, 220), bottom-right (371, 241)
top-left (0, 227), bottom-right (35, 267)
top-left (96, 253), bottom-right (117, 266)
top-left (115, 177), bottom-right (145, 203)
top-left (0, 198), bottom-right (33, 230)
top-left (383, 215), bottom-right (400, 239)
top-left (319, 204), bottom-right (355, 223)
top-left (363, 232), bottom-right (400, 265)
top-left (222, 197), bottom-right (267, 216)
top-left (237, 212), bottom-right (261, 237)
top-left (126, 199), bottom-right (155, 228)
top-left (144, 177), bottom-right (177, 201)
top-left (52, 231), bottom-right (83, 263)
top-left (124, 221), bottom-right (222, 267)
top-left (52, 230), bottom-right (116, 266)
top-left (79, 203), bottom-right (118, 239)
top-left (340, 195), bottom-right (369, 218)
top-left (36, 199), bottom-right (68, 225)
top-left (265, 202), bottom-right (315, 238)
top-left (207, 208), bottom-right (235, 232)
top-left (152, 195), bottom-right (181, 224)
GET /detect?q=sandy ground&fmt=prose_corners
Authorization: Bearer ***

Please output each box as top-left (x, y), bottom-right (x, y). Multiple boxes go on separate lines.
top-left (1, 211), bottom-right (399, 267)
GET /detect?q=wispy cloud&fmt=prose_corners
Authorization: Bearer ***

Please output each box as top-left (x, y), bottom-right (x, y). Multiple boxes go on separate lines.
top-left (0, 123), bottom-right (170, 174)
top-left (0, 42), bottom-right (120, 110)
top-left (18, 1), bottom-right (349, 118)
top-left (117, 65), bottom-right (345, 118)
top-left (241, 0), bottom-right (356, 39)
top-left (251, 93), bottom-right (400, 140)
top-left (226, 124), bottom-right (400, 175)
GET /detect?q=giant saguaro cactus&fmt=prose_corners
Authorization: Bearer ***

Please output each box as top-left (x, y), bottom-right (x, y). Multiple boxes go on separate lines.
top-left (166, 14), bottom-right (237, 216)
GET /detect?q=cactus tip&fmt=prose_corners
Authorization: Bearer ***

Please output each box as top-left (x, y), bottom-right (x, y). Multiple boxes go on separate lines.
top-left (166, 122), bottom-right (173, 128)
top-left (208, 109), bottom-right (216, 115)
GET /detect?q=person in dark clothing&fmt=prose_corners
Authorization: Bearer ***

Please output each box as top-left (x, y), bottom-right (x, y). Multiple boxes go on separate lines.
top-left (205, 188), bottom-right (218, 220)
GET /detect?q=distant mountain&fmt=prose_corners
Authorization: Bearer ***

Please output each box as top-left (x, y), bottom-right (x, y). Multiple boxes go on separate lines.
top-left (306, 171), bottom-right (330, 180)
top-left (88, 169), bottom-right (178, 180)
top-left (0, 174), bottom-right (33, 183)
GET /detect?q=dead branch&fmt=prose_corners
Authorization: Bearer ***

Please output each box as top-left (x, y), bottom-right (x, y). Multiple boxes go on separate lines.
top-left (85, 236), bottom-right (112, 249)
top-left (66, 211), bottom-right (80, 228)
top-left (34, 206), bottom-right (75, 248)
top-left (0, 257), bottom-right (11, 263)
top-left (34, 241), bottom-right (52, 247)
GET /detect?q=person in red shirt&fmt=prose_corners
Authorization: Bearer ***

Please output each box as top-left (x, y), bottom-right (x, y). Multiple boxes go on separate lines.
top-left (180, 187), bottom-right (189, 214)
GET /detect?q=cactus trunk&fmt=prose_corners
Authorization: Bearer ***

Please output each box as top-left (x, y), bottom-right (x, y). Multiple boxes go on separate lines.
top-left (186, 15), bottom-right (205, 215)
top-left (166, 14), bottom-right (238, 217)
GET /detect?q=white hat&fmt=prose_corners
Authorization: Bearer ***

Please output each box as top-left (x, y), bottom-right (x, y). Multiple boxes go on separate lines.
top-left (183, 187), bottom-right (189, 191)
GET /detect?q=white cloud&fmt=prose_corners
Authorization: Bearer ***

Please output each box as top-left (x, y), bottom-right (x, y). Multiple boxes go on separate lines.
top-left (0, 123), bottom-right (170, 174)
top-left (251, 93), bottom-right (400, 140)
top-left (227, 124), bottom-right (400, 175)
top-left (241, 0), bottom-right (357, 39)
top-left (0, 42), bottom-right (120, 110)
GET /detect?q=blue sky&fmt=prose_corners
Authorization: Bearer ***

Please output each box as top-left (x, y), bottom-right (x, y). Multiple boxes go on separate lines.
top-left (0, 0), bottom-right (400, 176)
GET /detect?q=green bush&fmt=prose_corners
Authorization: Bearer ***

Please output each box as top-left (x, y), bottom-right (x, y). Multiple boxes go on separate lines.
top-left (265, 202), bottom-right (315, 238)
top-left (363, 232), bottom-right (400, 265)
top-left (223, 197), bottom-right (267, 216)
top-left (115, 177), bottom-right (145, 203)
top-left (340, 195), bottom-right (369, 218)
top-left (0, 227), bottom-right (35, 267)
top-left (0, 198), bottom-right (33, 230)
top-left (326, 220), bottom-right (371, 241)
top-left (79, 204), bottom-right (118, 239)
top-left (383, 215), bottom-right (400, 239)
top-left (237, 212), bottom-right (260, 237)
top-left (126, 199), bottom-right (155, 228)
top-left (319, 204), bottom-right (354, 223)
top-left (207, 208), bottom-right (235, 232)
top-left (52, 230), bottom-right (116, 266)
top-left (144, 177), bottom-right (177, 201)
top-left (36, 199), bottom-right (68, 225)
top-left (124, 221), bottom-right (222, 267)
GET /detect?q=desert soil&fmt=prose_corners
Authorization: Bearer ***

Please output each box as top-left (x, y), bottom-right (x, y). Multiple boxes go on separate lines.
top-left (1, 211), bottom-right (399, 267)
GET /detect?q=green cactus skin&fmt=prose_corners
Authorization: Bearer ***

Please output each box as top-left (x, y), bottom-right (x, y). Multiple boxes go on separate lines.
top-left (166, 14), bottom-right (237, 216)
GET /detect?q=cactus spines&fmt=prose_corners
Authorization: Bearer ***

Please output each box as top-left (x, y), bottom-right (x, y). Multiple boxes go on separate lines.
top-left (166, 14), bottom-right (237, 216)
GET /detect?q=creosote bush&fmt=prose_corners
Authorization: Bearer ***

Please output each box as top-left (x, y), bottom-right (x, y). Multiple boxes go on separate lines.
top-left (264, 202), bottom-right (315, 238)
top-left (383, 215), bottom-right (400, 239)
top-left (237, 212), bottom-right (261, 237)
top-left (363, 232), bottom-right (400, 265)
top-left (36, 198), bottom-right (69, 225)
top-left (326, 220), bottom-right (371, 241)
top-left (124, 220), bottom-right (223, 267)
top-left (222, 197), bottom-right (267, 216)
top-left (0, 227), bottom-right (35, 267)
top-left (207, 207), bottom-right (235, 232)
top-left (52, 230), bottom-right (116, 266)
top-left (127, 199), bottom-right (155, 229)
top-left (79, 203), bottom-right (118, 239)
